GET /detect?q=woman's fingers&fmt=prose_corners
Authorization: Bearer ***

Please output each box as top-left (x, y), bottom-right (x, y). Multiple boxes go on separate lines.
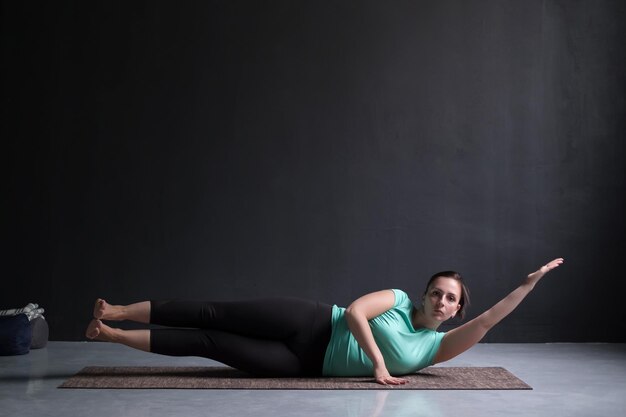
top-left (547, 258), bottom-right (564, 269)
top-left (375, 376), bottom-right (409, 385)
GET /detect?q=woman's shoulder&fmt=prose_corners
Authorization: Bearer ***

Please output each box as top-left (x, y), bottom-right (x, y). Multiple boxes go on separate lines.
top-left (390, 289), bottom-right (412, 308)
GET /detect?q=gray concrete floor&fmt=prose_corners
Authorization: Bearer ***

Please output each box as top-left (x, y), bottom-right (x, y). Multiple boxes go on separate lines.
top-left (1, 342), bottom-right (625, 417)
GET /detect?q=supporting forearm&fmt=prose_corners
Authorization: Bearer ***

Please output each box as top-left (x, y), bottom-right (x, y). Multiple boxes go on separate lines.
top-left (345, 309), bottom-right (386, 368)
top-left (343, 290), bottom-right (410, 385)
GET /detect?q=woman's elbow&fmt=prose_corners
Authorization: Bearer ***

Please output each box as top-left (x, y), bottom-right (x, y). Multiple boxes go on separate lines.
top-left (345, 306), bottom-right (357, 318)
top-left (345, 306), bottom-right (365, 322)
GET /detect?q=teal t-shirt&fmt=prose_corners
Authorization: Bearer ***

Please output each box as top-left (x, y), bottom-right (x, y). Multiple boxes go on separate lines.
top-left (322, 289), bottom-right (445, 376)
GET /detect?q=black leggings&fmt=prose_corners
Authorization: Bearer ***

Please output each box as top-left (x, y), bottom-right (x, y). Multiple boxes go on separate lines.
top-left (149, 297), bottom-right (333, 377)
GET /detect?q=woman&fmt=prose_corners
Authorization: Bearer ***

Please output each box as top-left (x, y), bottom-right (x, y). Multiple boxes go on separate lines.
top-left (86, 257), bottom-right (563, 385)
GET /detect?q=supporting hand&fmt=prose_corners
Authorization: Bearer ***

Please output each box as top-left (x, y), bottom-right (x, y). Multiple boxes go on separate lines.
top-left (374, 366), bottom-right (408, 385)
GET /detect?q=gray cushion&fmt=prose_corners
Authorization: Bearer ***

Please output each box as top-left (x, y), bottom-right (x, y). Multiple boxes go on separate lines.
top-left (30, 317), bottom-right (49, 349)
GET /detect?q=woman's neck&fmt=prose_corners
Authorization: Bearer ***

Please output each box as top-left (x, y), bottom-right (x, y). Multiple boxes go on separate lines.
top-left (412, 306), bottom-right (441, 331)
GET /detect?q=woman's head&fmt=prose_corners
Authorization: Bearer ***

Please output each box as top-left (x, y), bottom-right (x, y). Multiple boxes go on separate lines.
top-left (423, 271), bottom-right (470, 320)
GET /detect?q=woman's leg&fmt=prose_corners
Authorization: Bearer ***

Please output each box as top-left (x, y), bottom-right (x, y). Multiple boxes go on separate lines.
top-left (89, 297), bottom-right (333, 376)
top-left (94, 296), bottom-right (321, 339)
top-left (93, 299), bottom-right (150, 323)
top-left (150, 297), bottom-right (333, 376)
top-left (85, 318), bottom-right (304, 376)
top-left (150, 327), bottom-right (303, 376)
top-left (150, 297), bottom-right (321, 339)
top-left (86, 319), bottom-right (150, 352)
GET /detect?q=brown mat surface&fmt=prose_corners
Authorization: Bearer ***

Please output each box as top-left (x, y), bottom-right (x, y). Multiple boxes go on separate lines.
top-left (59, 366), bottom-right (531, 390)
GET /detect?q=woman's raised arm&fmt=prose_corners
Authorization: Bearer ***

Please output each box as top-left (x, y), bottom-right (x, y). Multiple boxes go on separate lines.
top-left (433, 258), bottom-right (564, 364)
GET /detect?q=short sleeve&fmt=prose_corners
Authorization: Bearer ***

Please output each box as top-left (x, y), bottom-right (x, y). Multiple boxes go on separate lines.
top-left (391, 289), bottom-right (409, 308)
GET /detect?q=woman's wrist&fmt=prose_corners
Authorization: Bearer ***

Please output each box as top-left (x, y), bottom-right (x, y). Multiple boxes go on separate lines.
top-left (525, 269), bottom-right (545, 287)
top-left (373, 357), bottom-right (387, 370)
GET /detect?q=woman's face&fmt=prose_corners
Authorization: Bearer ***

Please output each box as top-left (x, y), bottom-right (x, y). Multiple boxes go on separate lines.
top-left (423, 277), bottom-right (462, 322)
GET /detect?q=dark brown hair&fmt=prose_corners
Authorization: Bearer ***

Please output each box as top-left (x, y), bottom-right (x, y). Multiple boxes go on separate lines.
top-left (424, 271), bottom-right (471, 320)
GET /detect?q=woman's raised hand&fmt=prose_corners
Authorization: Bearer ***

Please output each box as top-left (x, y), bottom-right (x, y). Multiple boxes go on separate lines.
top-left (527, 258), bottom-right (564, 285)
top-left (540, 258), bottom-right (564, 273)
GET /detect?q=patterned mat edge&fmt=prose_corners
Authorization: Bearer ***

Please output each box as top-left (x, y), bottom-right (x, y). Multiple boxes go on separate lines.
top-left (58, 366), bottom-right (532, 390)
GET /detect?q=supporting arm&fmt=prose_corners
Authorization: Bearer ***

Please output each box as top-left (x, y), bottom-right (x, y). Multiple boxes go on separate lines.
top-left (345, 290), bottom-right (409, 385)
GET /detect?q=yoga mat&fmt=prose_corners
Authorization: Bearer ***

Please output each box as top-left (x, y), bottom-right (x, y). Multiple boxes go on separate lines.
top-left (59, 366), bottom-right (532, 390)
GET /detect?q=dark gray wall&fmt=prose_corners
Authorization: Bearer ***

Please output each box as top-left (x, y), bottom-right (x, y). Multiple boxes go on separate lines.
top-left (2, 0), bottom-right (625, 342)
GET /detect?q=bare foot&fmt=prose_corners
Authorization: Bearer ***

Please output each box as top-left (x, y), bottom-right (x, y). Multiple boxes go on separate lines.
top-left (85, 319), bottom-right (117, 342)
top-left (86, 319), bottom-right (103, 340)
top-left (93, 298), bottom-right (122, 320)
